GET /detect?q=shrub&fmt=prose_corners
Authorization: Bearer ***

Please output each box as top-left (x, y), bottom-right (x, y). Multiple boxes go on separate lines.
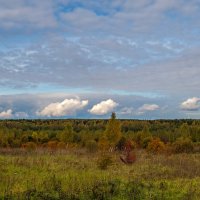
top-left (126, 151), bottom-right (136, 163)
top-left (86, 140), bottom-right (98, 153)
top-left (173, 137), bottom-right (194, 153)
top-left (147, 138), bottom-right (165, 154)
top-left (120, 151), bottom-right (136, 164)
top-left (117, 137), bottom-right (136, 152)
top-left (142, 137), bottom-right (152, 149)
top-left (124, 140), bottom-right (136, 152)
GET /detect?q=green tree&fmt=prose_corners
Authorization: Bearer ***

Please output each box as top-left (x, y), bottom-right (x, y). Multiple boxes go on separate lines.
top-left (179, 123), bottom-right (190, 138)
top-left (103, 112), bottom-right (122, 148)
top-left (57, 123), bottom-right (74, 143)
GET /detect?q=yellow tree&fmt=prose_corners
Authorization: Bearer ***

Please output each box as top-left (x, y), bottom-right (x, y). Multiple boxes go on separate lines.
top-left (103, 112), bottom-right (122, 149)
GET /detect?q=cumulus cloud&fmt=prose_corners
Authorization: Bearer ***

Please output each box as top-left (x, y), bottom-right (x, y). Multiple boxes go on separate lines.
top-left (180, 97), bottom-right (200, 111)
top-left (0, 109), bottom-right (13, 118)
top-left (138, 104), bottom-right (159, 113)
top-left (37, 98), bottom-right (88, 117)
top-left (89, 99), bottom-right (118, 115)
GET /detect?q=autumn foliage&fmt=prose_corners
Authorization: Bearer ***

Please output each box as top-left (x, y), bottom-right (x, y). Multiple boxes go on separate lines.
top-left (0, 118), bottom-right (199, 155)
top-left (147, 138), bottom-right (166, 154)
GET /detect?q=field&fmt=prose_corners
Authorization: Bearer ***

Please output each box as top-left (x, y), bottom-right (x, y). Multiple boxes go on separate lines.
top-left (0, 117), bottom-right (200, 199)
top-left (0, 148), bottom-right (200, 200)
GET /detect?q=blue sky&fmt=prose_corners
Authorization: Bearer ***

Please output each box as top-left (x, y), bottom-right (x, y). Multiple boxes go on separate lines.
top-left (0, 0), bottom-right (200, 119)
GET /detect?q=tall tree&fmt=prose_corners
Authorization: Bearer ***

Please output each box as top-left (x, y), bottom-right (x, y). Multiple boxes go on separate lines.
top-left (104, 112), bottom-right (122, 148)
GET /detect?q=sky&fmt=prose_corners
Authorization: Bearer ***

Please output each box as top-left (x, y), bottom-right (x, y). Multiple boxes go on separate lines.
top-left (0, 0), bottom-right (200, 119)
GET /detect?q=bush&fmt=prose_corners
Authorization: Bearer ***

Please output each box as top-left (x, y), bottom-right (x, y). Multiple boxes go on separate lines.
top-left (147, 138), bottom-right (165, 154)
top-left (173, 137), bottom-right (194, 153)
top-left (117, 138), bottom-right (136, 151)
top-left (86, 140), bottom-right (98, 153)
top-left (142, 137), bottom-right (152, 149)
top-left (124, 140), bottom-right (136, 152)
top-left (120, 151), bottom-right (136, 164)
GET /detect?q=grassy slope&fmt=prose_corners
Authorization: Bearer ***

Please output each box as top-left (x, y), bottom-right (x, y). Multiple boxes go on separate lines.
top-left (0, 149), bottom-right (200, 200)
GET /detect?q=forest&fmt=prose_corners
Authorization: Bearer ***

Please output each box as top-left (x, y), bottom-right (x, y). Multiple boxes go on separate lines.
top-left (0, 113), bottom-right (200, 199)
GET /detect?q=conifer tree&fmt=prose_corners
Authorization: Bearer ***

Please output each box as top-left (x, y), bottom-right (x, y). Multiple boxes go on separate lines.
top-left (104, 112), bottom-right (122, 147)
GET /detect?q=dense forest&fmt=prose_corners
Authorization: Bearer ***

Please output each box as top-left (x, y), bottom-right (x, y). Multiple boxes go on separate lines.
top-left (0, 114), bottom-right (199, 154)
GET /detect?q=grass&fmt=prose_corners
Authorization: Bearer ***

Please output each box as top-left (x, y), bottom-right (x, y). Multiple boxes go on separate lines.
top-left (0, 148), bottom-right (200, 199)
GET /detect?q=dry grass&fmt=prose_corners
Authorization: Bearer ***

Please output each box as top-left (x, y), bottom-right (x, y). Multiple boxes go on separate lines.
top-left (0, 148), bottom-right (200, 199)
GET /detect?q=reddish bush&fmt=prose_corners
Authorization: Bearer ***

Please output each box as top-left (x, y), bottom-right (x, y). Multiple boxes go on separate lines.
top-left (120, 151), bottom-right (136, 164)
top-left (124, 140), bottom-right (136, 152)
top-left (147, 138), bottom-right (165, 154)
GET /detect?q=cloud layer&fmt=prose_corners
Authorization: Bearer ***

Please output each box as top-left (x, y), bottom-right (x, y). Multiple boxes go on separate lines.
top-left (0, 1), bottom-right (200, 118)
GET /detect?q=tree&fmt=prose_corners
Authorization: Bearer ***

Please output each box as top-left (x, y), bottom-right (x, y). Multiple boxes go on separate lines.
top-left (179, 123), bottom-right (190, 138)
top-left (57, 123), bottom-right (74, 143)
top-left (103, 112), bottom-right (122, 148)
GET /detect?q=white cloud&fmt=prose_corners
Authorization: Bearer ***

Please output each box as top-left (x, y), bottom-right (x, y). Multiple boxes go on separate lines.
top-left (37, 98), bottom-right (88, 117)
top-left (89, 99), bottom-right (118, 115)
top-left (180, 97), bottom-right (200, 111)
top-left (138, 104), bottom-right (159, 113)
top-left (0, 109), bottom-right (13, 118)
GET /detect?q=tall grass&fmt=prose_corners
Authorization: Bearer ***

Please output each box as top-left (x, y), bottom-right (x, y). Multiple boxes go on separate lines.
top-left (0, 148), bottom-right (200, 199)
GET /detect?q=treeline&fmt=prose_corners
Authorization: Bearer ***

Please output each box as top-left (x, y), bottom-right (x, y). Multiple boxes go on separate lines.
top-left (0, 114), bottom-right (200, 153)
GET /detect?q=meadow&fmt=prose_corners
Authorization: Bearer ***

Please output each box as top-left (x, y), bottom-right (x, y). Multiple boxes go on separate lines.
top-left (0, 148), bottom-right (200, 200)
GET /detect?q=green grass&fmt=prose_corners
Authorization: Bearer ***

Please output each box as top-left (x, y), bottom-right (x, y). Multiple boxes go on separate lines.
top-left (0, 149), bottom-right (200, 199)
